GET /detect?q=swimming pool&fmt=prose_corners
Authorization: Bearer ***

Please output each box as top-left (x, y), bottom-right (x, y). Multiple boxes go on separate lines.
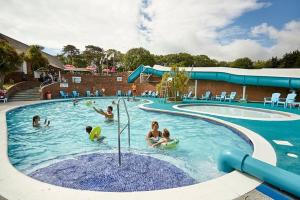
top-left (174, 104), bottom-right (300, 120)
top-left (7, 98), bottom-right (253, 191)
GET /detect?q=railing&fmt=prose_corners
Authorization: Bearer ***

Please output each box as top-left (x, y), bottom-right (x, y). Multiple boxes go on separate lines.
top-left (117, 97), bottom-right (131, 166)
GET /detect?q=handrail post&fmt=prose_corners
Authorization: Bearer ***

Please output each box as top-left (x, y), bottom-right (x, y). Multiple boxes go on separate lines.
top-left (117, 102), bottom-right (121, 166)
top-left (117, 97), bottom-right (131, 166)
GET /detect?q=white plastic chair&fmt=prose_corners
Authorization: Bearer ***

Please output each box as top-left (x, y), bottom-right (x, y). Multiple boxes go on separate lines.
top-left (215, 92), bottom-right (226, 101)
top-left (277, 93), bottom-right (297, 108)
top-left (225, 92), bottom-right (237, 102)
top-left (264, 93), bottom-right (281, 106)
top-left (201, 91), bottom-right (211, 100)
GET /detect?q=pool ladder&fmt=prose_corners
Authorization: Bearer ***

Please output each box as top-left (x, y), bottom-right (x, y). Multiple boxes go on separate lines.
top-left (117, 97), bottom-right (131, 166)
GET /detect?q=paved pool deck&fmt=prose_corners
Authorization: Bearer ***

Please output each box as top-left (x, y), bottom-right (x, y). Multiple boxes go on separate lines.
top-left (141, 98), bottom-right (300, 175)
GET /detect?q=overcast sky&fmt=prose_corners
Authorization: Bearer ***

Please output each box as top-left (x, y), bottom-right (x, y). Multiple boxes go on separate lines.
top-left (0, 0), bottom-right (300, 61)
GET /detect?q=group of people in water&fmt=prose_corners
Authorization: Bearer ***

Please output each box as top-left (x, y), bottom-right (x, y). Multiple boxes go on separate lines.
top-left (33, 98), bottom-right (174, 148)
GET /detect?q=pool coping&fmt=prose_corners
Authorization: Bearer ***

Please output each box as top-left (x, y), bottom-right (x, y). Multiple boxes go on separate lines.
top-left (173, 103), bottom-right (300, 121)
top-left (0, 98), bottom-right (276, 200)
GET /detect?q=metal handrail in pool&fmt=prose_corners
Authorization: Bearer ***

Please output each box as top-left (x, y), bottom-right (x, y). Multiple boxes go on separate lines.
top-left (117, 97), bottom-right (131, 166)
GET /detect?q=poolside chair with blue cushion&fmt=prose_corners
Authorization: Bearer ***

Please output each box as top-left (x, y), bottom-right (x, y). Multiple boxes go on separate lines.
top-left (127, 90), bottom-right (132, 96)
top-left (264, 93), bottom-right (280, 106)
top-left (86, 90), bottom-right (91, 97)
top-left (116, 90), bottom-right (122, 96)
top-left (60, 91), bottom-right (69, 98)
top-left (72, 91), bottom-right (80, 98)
top-left (277, 93), bottom-right (297, 108)
top-left (215, 91), bottom-right (226, 101)
top-left (225, 92), bottom-right (237, 102)
top-left (200, 91), bottom-right (211, 100)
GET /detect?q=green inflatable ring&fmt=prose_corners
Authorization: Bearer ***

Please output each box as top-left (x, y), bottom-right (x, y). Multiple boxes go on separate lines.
top-left (161, 138), bottom-right (179, 149)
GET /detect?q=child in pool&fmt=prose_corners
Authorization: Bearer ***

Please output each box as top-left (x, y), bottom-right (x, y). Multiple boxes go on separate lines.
top-left (93, 106), bottom-right (114, 120)
top-left (32, 115), bottom-right (50, 127)
top-left (152, 128), bottom-right (172, 147)
top-left (72, 98), bottom-right (79, 106)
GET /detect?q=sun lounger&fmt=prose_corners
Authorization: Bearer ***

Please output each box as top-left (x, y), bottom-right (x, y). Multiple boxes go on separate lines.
top-left (225, 92), bottom-right (237, 102)
top-left (200, 91), bottom-right (211, 100)
top-left (215, 92), bottom-right (226, 101)
top-left (60, 91), bottom-right (69, 98)
top-left (86, 91), bottom-right (91, 97)
top-left (72, 91), bottom-right (80, 98)
top-left (183, 91), bottom-right (193, 99)
top-left (264, 93), bottom-right (280, 106)
top-left (277, 93), bottom-right (297, 108)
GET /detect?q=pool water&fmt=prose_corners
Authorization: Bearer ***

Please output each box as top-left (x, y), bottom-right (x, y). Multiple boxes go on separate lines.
top-left (175, 104), bottom-right (296, 120)
top-left (7, 98), bottom-right (252, 184)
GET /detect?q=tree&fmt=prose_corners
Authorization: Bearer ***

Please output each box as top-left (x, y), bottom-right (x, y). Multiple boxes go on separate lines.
top-left (193, 55), bottom-right (217, 67)
top-left (0, 41), bottom-right (23, 88)
top-left (253, 60), bottom-right (267, 69)
top-left (62, 45), bottom-right (80, 65)
top-left (24, 45), bottom-right (49, 72)
top-left (82, 45), bottom-right (104, 66)
top-left (230, 57), bottom-right (253, 69)
top-left (280, 50), bottom-right (300, 68)
top-left (156, 66), bottom-right (189, 102)
top-left (123, 47), bottom-right (155, 70)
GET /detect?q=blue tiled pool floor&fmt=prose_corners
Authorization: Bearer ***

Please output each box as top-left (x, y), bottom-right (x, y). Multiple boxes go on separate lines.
top-left (29, 153), bottom-right (197, 192)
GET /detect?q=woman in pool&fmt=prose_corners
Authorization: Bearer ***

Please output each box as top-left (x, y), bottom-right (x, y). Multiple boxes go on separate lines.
top-left (152, 128), bottom-right (172, 147)
top-left (32, 115), bottom-right (50, 127)
top-left (146, 121), bottom-right (162, 144)
top-left (93, 106), bottom-right (114, 120)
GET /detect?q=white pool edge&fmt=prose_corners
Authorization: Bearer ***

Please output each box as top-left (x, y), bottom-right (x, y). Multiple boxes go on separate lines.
top-left (173, 103), bottom-right (300, 121)
top-left (0, 99), bottom-right (277, 200)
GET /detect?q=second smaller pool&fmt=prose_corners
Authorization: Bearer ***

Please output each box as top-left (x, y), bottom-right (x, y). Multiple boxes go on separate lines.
top-left (174, 104), bottom-right (300, 121)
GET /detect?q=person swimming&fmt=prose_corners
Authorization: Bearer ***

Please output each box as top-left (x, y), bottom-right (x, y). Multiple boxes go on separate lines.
top-left (146, 121), bottom-right (162, 144)
top-left (72, 98), bottom-right (79, 106)
top-left (32, 115), bottom-right (50, 127)
top-left (93, 106), bottom-right (114, 120)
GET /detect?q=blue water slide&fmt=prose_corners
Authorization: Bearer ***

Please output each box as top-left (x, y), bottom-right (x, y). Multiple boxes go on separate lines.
top-left (127, 66), bottom-right (300, 89)
top-left (218, 150), bottom-right (300, 198)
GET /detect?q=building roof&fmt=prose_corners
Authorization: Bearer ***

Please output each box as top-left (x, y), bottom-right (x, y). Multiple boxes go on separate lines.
top-left (0, 33), bottom-right (64, 70)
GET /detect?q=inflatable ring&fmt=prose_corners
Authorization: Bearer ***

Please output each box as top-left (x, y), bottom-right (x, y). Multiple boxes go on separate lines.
top-left (161, 138), bottom-right (179, 149)
top-left (85, 100), bottom-right (93, 107)
top-left (89, 126), bottom-right (102, 141)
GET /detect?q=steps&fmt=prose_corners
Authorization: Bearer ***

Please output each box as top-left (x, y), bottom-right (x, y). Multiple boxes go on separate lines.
top-left (9, 87), bottom-right (41, 101)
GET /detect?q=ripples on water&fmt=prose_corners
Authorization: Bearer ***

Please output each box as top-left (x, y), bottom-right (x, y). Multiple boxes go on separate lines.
top-left (7, 99), bottom-right (253, 182)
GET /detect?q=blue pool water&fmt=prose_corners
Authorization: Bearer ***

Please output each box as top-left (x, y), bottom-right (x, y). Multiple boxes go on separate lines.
top-left (7, 98), bottom-right (253, 186)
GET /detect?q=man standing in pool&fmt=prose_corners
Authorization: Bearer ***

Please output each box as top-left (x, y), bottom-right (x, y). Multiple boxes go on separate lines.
top-left (93, 106), bottom-right (114, 120)
top-left (145, 121), bottom-right (162, 145)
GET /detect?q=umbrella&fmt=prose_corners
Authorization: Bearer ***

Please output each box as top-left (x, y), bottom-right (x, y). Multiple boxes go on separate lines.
top-left (86, 66), bottom-right (97, 71)
top-left (64, 64), bottom-right (76, 69)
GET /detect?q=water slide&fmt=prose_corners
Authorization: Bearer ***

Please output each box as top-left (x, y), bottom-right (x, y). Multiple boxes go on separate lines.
top-left (127, 65), bottom-right (300, 89)
top-left (218, 150), bottom-right (300, 198)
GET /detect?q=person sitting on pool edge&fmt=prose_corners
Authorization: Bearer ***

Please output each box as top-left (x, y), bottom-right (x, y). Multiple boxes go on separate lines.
top-left (152, 128), bottom-right (172, 147)
top-left (32, 115), bottom-right (50, 127)
top-left (146, 121), bottom-right (162, 144)
top-left (93, 106), bottom-right (114, 120)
